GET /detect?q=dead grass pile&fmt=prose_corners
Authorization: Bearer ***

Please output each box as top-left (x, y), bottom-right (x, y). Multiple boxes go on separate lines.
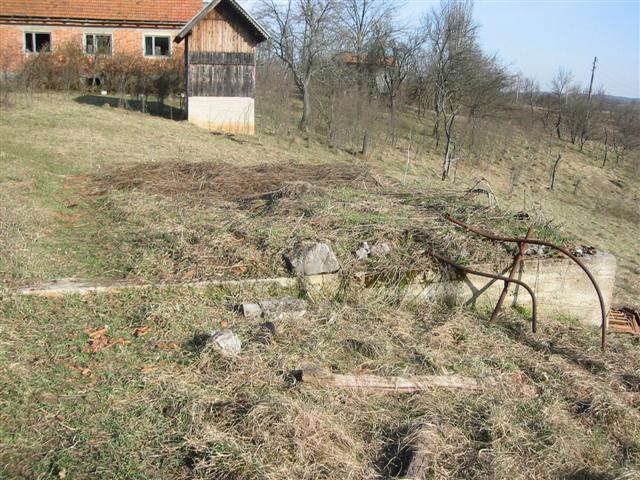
top-left (88, 161), bottom-right (380, 200)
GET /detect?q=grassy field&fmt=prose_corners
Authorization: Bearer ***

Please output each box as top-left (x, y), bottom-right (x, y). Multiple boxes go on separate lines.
top-left (1, 93), bottom-right (639, 479)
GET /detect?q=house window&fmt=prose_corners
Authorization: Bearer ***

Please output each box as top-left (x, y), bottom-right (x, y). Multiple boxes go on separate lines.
top-left (85, 34), bottom-right (112, 55)
top-left (25, 32), bottom-right (51, 53)
top-left (144, 36), bottom-right (171, 57)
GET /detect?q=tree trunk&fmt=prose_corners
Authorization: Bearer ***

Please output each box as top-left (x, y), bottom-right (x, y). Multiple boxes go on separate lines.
top-left (549, 153), bottom-right (562, 190)
top-left (390, 94), bottom-right (397, 145)
top-left (299, 83), bottom-right (311, 132)
top-left (602, 129), bottom-right (608, 168)
top-left (298, 368), bottom-right (483, 392)
top-left (433, 104), bottom-right (441, 148)
top-left (441, 112), bottom-right (456, 180)
top-left (555, 112), bottom-right (562, 140)
top-left (362, 130), bottom-right (371, 157)
top-left (401, 425), bottom-right (441, 480)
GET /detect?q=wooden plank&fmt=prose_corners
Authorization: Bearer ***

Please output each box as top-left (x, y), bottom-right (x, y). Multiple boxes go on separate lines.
top-left (188, 64), bottom-right (255, 97)
top-left (299, 368), bottom-right (483, 392)
top-left (189, 2), bottom-right (257, 54)
top-left (189, 51), bottom-right (254, 65)
top-left (297, 368), bottom-right (538, 397)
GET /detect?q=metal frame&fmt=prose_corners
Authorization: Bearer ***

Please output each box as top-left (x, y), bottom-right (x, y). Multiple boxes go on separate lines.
top-left (433, 215), bottom-right (608, 349)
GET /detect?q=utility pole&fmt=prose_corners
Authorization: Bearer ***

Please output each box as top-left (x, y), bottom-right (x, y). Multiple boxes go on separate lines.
top-left (580, 56), bottom-right (598, 150)
top-left (587, 56), bottom-right (597, 101)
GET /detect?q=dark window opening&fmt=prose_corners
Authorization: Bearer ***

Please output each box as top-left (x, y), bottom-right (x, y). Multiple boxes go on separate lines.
top-left (25, 32), bottom-right (51, 53)
top-left (145, 36), bottom-right (170, 57)
top-left (85, 34), bottom-right (112, 55)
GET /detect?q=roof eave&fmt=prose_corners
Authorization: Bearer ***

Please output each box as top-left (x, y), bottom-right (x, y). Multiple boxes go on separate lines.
top-left (0, 15), bottom-right (187, 28)
top-left (174, 0), bottom-right (269, 44)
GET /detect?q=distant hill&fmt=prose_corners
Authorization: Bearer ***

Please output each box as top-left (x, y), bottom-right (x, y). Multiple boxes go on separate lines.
top-left (604, 94), bottom-right (639, 104)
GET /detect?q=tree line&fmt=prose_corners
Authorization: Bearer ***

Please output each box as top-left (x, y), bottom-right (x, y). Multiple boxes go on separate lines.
top-left (257, 0), bottom-right (639, 177)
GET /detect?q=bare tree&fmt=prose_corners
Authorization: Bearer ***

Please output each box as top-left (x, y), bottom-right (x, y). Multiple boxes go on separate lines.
top-left (521, 77), bottom-right (539, 116)
top-left (338, 0), bottom-right (395, 62)
top-left (424, 0), bottom-right (479, 179)
top-left (259, 0), bottom-right (336, 132)
top-left (611, 105), bottom-right (640, 163)
top-left (564, 85), bottom-right (589, 145)
top-left (465, 52), bottom-right (510, 147)
top-left (551, 67), bottom-right (572, 140)
top-left (377, 26), bottom-right (426, 143)
top-left (337, 0), bottom-right (396, 146)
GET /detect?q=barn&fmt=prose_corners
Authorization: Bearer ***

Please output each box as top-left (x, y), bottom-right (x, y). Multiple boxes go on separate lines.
top-left (175, 0), bottom-right (269, 135)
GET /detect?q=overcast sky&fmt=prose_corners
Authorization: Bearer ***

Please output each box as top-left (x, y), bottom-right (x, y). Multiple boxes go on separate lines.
top-left (247, 0), bottom-right (640, 98)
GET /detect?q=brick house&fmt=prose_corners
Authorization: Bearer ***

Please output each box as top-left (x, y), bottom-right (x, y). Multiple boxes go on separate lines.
top-left (0, 0), bottom-right (204, 73)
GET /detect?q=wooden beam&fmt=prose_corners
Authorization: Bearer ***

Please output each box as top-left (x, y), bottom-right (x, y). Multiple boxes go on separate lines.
top-left (298, 368), bottom-right (483, 392)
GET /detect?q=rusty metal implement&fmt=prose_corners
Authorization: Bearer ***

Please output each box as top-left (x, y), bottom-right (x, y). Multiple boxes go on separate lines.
top-left (435, 215), bottom-right (608, 349)
top-left (431, 251), bottom-right (538, 332)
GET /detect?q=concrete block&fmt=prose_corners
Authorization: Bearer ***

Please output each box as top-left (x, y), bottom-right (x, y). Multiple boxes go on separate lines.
top-left (188, 96), bottom-right (255, 135)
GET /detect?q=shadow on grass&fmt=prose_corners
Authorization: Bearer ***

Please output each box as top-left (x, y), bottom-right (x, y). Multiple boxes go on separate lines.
top-left (498, 318), bottom-right (606, 375)
top-left (74, 94), bottom-right (184, 121)
top-left (558, 469), bottom-right (615, 480)
top-left (185, 332), bottom-right (211, 353)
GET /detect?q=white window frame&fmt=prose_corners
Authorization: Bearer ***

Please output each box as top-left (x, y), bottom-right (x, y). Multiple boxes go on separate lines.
top-left (24, 31), bottom-right (52, 53)
top-left (83, 33), bottom-right (113, 56)
top-left (143, 35), bottom-right (172, 58)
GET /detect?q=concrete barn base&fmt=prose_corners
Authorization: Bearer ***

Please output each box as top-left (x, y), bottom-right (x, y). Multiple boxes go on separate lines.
top-left (187, 96), bottom-right (255, 135)
top-left (15, 252), bottom-right (616, 329)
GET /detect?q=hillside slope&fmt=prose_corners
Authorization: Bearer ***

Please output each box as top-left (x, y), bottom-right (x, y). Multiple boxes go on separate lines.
top-left (1, 94), bottom-right (638, 303)
top-left (0, 94), bottom-right (638, 479)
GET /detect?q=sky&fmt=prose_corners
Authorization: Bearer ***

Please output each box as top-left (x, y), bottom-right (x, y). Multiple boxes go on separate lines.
top-left (248, 0), bottom-right (640, 98)
top-left (398, 0), bottom-right (640, 98)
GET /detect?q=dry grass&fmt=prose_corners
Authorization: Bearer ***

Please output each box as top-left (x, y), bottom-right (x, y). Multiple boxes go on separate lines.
top-left (1, 93), bottom-right (639, 479)
top-left (88, 161), bottom-right (380, 199)
top-left (1, 285), bottom-right (638, 479)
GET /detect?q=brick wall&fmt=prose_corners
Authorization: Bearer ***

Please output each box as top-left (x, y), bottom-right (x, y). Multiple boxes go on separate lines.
top-left (0, 25), bottom-right (24, 72)
top-left (0, 24), bottom-right (185, 73)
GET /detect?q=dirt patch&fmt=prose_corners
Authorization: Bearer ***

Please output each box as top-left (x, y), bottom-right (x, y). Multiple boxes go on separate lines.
top-left (87, 161), bottom-right (380, 200)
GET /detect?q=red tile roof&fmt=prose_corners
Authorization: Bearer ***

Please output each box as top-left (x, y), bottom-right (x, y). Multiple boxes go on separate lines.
top-left (0, 0), bottom-right (204, 24)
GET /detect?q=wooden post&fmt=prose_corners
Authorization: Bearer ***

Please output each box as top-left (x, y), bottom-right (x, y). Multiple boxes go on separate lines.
top-left (183, 35), bottom-right (189, 120)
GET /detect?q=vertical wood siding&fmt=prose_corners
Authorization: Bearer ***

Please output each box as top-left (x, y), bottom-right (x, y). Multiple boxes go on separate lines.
top-left (188, 63), bottom-right (254, 97)
top-left (189, 3), bottom-right (257, 54)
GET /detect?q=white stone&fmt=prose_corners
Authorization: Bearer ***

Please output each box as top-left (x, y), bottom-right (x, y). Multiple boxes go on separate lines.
top-left (369, 241), bottom-right (391, 257)
top-left (209, 329), bottom-right (242, 357)
top-left (286, 242), bottom-right (340, 276)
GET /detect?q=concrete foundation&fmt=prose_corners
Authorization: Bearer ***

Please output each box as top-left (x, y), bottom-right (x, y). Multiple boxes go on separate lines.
top-left (16, 252), bottom-right (617, 329)
top-left (188, 96), bottom-right (254, 135)
top-left (405, 251), bottom-right (617, 327)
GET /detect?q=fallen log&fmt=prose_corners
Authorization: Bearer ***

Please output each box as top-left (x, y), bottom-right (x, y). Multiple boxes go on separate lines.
top-left (401, 424), bottom-right (441, 480)
top-left (297, 368), bottom-right (483, 392)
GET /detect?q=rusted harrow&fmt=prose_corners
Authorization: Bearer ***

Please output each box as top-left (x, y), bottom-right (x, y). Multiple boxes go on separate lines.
top-left (431, 215), bottom-right (608, 349)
